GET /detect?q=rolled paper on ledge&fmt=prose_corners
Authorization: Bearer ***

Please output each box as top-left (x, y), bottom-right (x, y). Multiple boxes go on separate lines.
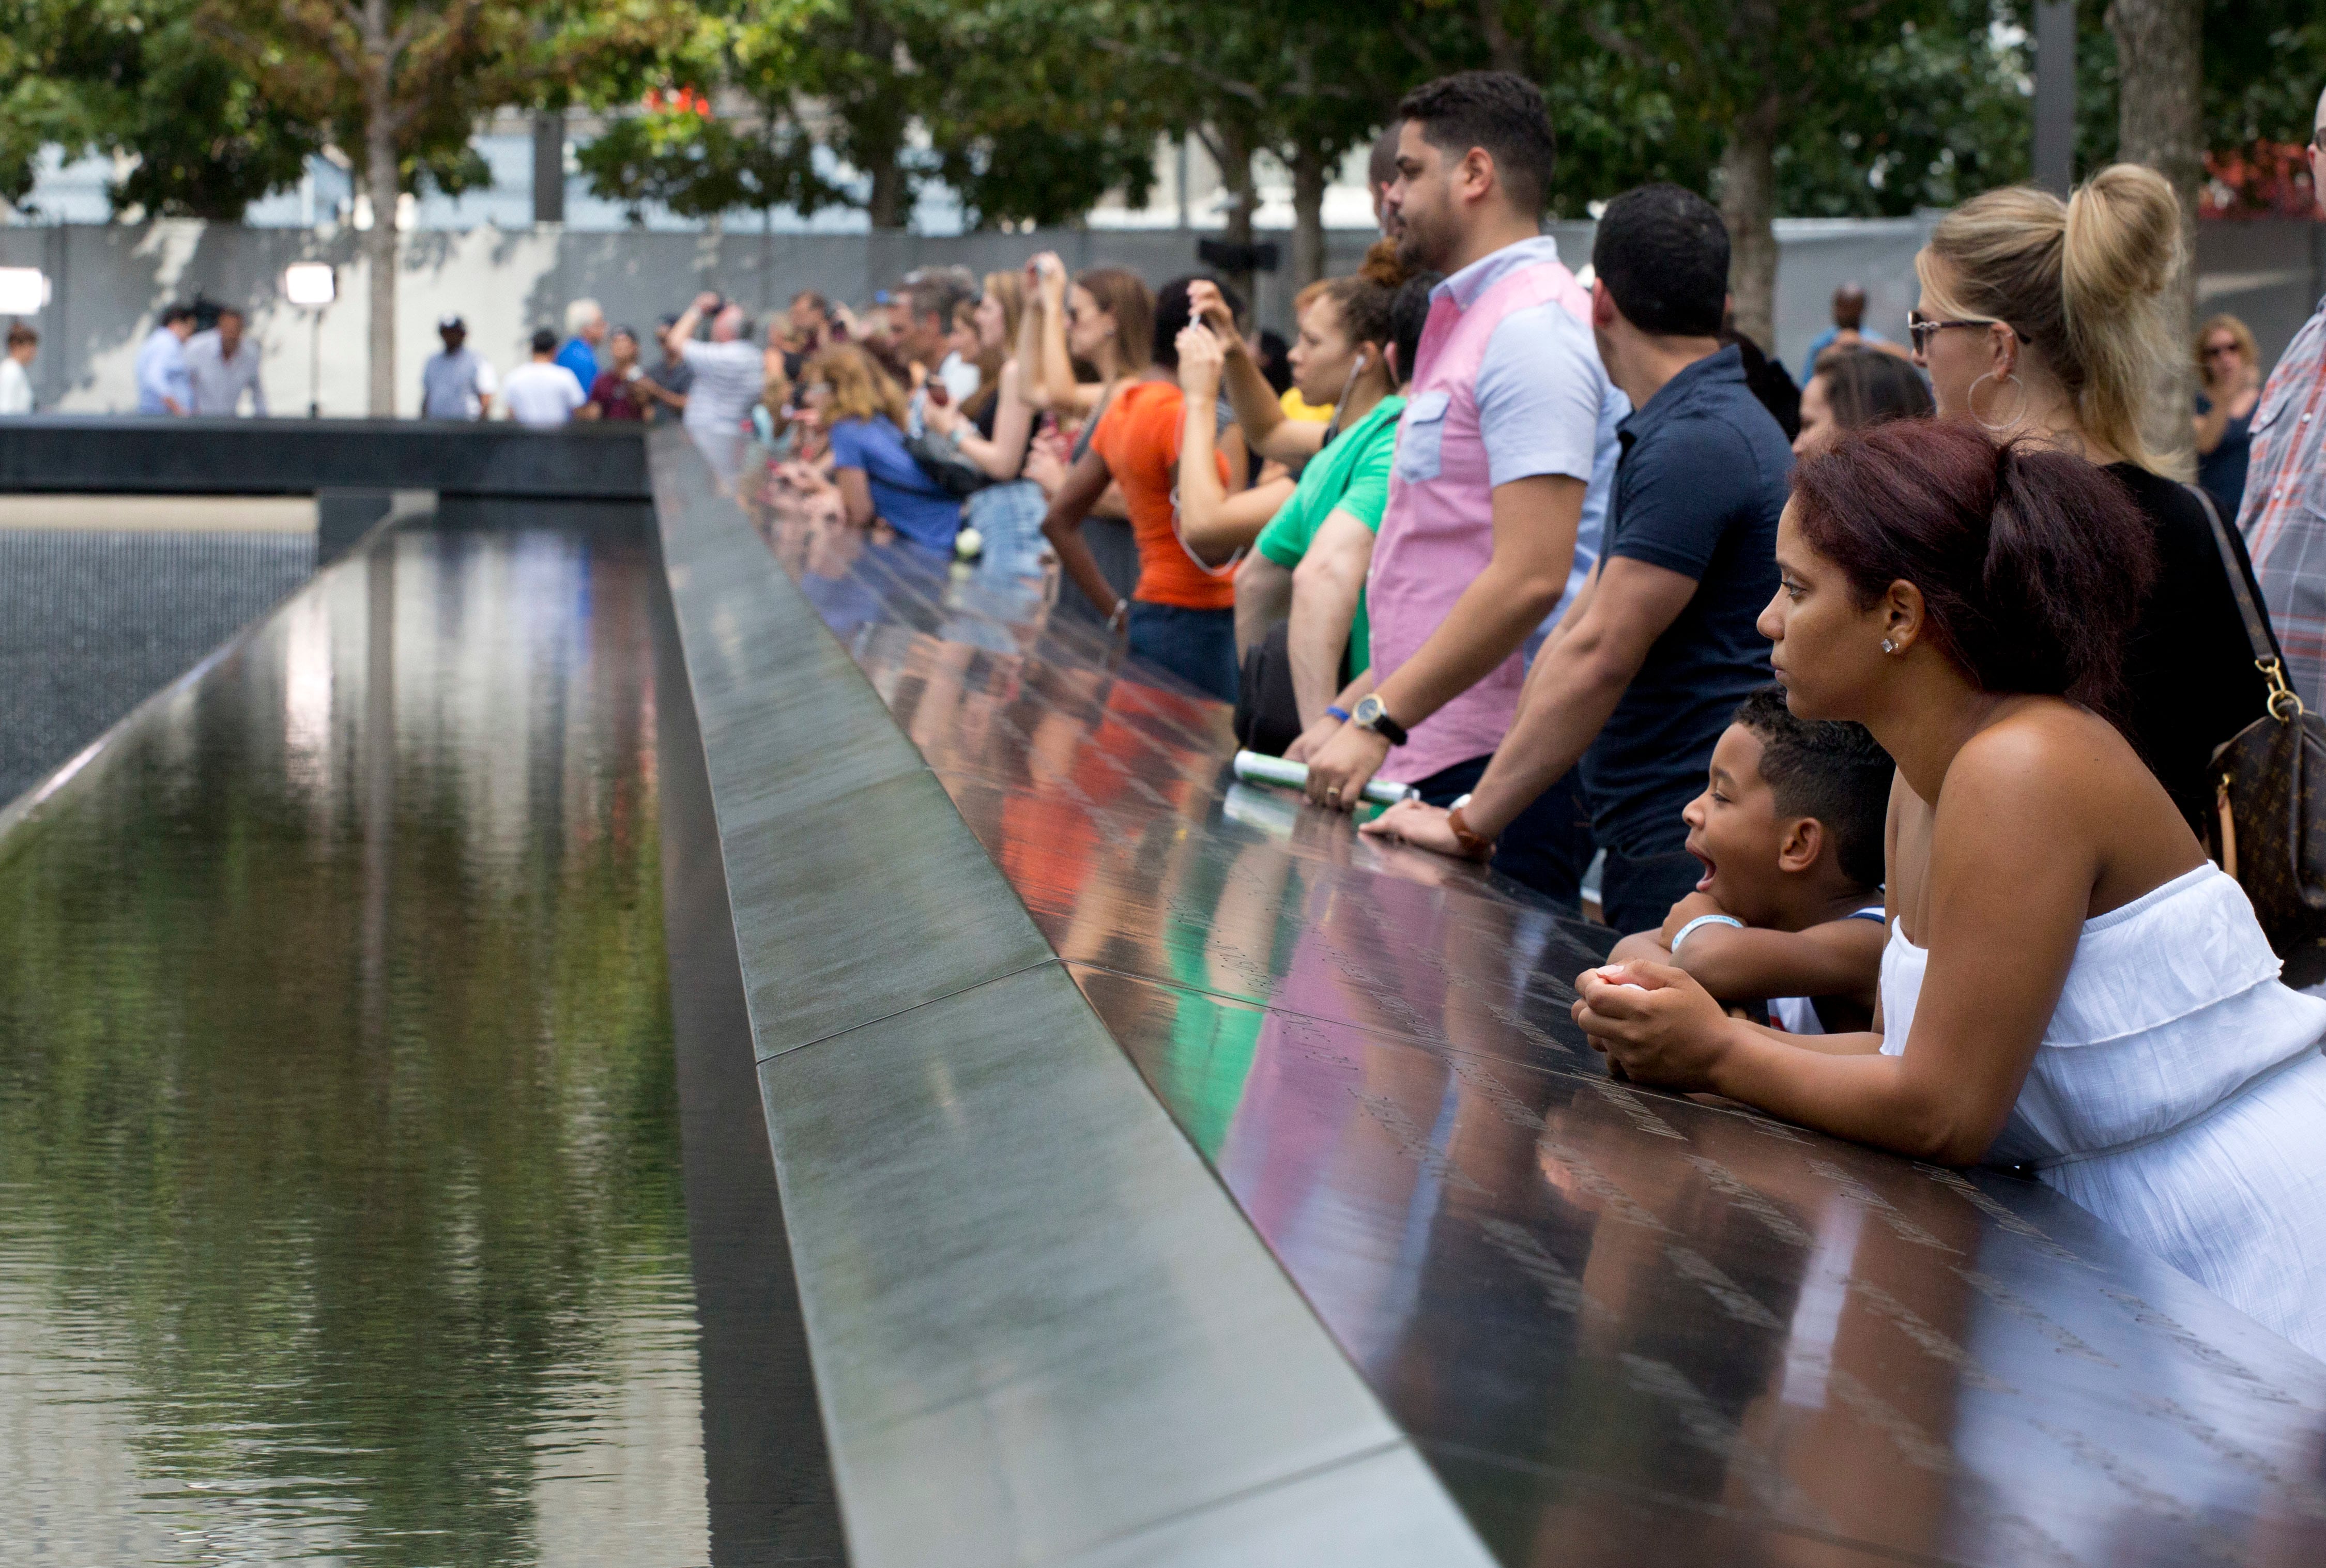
top-left (1232, 750), bottom-right (1418, 806)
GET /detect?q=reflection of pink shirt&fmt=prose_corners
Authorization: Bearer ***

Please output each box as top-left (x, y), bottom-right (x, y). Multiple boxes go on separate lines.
top-left (1368, 237), bottom-right (1604, 785)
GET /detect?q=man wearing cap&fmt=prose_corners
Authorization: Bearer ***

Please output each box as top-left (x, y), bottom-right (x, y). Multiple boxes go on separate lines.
top-left (419, 316), bottom-right (497, 420)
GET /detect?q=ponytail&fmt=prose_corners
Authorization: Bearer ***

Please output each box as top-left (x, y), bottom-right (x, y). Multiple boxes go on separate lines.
top-left (2062, 164), bottom-right (2185, 475)
top-left (1921, 163), bottom-right (2187, 477)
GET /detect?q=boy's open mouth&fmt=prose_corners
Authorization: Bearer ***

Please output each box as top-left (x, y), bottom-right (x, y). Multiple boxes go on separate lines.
top-left (1687, 843), bottom-right (1716, 893)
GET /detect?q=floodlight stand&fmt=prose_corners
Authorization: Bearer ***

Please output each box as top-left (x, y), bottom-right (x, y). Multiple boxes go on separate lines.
top-left (309, 306), bottom-right (324, 418)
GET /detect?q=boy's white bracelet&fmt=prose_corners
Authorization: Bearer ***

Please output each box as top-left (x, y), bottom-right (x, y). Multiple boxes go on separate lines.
top-left (1671, 914), bottom-right (1743, 954)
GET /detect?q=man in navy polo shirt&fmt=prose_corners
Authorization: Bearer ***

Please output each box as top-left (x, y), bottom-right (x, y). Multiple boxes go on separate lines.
top-left (1373, 183), bottom-right (1792, 933)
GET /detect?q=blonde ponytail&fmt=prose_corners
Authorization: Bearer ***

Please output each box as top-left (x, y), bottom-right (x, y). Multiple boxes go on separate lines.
top-left (1923, 163), bottom-right (2187, 476)
top-left (2063, 165), bottom-right (2185, 474)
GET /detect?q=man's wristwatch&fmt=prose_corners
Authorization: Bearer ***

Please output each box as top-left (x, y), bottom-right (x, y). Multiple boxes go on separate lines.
top-left (1445, 793), bottom-right (1494, 862)
top-left (1349, 693), bottom-right (1408, 746)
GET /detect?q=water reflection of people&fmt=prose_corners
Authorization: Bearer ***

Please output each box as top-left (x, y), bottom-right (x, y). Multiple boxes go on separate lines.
top-left (1575, 421), bottom-right (2326, 1358)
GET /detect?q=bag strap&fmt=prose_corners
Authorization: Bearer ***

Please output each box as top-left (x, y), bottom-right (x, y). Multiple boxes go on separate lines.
top-left (1068, 379), bottom-right (1117, 466)
top-left (2187, 480), bottom-right (2304, 719)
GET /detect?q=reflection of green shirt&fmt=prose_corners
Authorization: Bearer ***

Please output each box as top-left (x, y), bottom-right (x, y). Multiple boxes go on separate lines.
top-left (1253, 394), bottom-right (1405, 672)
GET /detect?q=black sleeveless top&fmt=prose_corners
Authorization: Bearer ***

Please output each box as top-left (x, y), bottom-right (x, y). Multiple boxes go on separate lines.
top-left (2106, 462), bottom-right (2272, 838)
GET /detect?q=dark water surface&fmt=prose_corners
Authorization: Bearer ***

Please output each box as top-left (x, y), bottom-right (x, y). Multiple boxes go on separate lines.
top-left (0, 525), bottom-right (710, 1564)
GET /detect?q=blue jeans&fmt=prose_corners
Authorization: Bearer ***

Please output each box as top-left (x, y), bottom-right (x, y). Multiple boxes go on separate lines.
top-left (1411, 757), bottom-right (1594, 913)
top-left (1128, 602), bottom-right (1239, 704)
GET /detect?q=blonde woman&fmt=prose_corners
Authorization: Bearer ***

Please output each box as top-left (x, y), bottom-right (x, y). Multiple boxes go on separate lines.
top-left (919, 270), bottom-right (1060, 566)
top-left (1907, 163), bottom-right (2270, 838)
top-left (2194, 312), bottom-right (2260, 518)
top-left (923, 271), bottom-right (1034, 482)
top-left (801, 345), bottom-right (960, 550)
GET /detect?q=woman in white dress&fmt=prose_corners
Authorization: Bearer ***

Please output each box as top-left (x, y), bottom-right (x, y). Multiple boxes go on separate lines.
top-left (1572, 419), bottom-right (2326, 1358)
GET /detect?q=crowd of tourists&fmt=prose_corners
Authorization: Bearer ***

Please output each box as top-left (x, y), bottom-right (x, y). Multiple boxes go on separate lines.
top-left (17, 68), bottom-right (2326, 1357)
top-left (716, 70), bottom-right (2326, 1361)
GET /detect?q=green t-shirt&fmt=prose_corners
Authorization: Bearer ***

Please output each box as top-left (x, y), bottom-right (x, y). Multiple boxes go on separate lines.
top-left (1252, 394), bottom-right (1405, 672)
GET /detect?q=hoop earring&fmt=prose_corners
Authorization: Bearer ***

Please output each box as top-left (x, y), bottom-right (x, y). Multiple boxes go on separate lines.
top-left (1969, 370), bottom-right (2027, 434)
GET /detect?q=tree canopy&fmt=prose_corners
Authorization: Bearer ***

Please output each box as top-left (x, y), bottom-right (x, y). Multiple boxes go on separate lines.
top-left (2, 0), bottom-right (2313, 234)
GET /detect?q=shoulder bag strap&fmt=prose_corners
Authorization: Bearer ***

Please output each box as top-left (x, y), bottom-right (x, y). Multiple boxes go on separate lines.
top-left (2187, 480), bottom-right (2282, 665)
top-left (2187, 480), bottom-right (2301, 716)
top-left (1068, 379), bottom-right (1117, 466)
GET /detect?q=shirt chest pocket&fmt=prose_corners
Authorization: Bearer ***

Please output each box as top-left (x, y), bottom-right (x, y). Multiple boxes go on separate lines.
top-left (1394, 390), bottom-right (1451, 484)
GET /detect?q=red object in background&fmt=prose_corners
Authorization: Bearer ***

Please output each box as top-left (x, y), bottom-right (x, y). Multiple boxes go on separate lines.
top-left (641, 85), bottom-right (712, 118)
top-left (2202, 143), bottom-right (2319, 221)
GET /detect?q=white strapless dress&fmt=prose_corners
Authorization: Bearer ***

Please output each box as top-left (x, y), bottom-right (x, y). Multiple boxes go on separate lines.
top-left (1881, 863), bottom-right (2326, 1358)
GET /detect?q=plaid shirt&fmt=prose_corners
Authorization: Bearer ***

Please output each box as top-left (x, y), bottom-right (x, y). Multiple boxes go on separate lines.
top-left (2239, 295), bottom-right (2326, 709)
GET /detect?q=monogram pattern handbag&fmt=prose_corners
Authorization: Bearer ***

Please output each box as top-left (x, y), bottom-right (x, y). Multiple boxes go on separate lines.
top-left (2191, 483), bottom-right (2326, 987)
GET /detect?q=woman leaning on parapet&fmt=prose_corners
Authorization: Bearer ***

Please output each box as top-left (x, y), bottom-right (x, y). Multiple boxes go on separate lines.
top-left (1573, 418), bottom-right (2326, 1360)
top-left (1906, 163), bottom-right (2271, 841)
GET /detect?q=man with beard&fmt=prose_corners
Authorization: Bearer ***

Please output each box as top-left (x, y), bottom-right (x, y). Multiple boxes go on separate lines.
top-left (1296, 70), bottom-right (1619, 908)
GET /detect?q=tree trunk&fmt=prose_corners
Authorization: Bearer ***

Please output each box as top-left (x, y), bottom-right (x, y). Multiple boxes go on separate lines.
top-left (853, 4), bottom-right (909, 230)
top-left (1719, 94), bottom-right (1780, 351)
top-left (1477, 0), bottom-right (1524, 75)
top-left (1291, 141), bottom-right (1327, 291)
top-left (1217, 121), bottom-right (1259, 310)
top-left (867, 154), bottom-right (907, 230)
top-left (2107, 0), bottom-right (2201, 470)
top-left (362, 4), bottom-right (397, 418)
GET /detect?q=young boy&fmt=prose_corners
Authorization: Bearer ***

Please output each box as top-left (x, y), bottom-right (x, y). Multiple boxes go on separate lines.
top-left (1605, 685), bottom-right (1892, 1034)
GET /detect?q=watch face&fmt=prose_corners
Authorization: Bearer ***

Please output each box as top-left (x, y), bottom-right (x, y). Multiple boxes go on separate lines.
top-left (1353, 695), bottom-right (1383, 726)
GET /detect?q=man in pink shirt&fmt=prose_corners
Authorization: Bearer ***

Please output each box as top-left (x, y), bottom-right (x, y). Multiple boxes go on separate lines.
top-left (1298, 71), bottom-right (1619, 905)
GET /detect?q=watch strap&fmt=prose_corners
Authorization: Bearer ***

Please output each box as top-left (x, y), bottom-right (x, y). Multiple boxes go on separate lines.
top-left (1354, 696), bottom-right (1409, 746)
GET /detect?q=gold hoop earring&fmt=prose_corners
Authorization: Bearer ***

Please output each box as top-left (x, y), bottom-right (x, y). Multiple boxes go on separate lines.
top-left (1969, 371), bottom-right (2027, 434)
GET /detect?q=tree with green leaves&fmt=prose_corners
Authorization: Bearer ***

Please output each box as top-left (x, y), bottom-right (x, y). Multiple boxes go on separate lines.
top-left (0, 0), bottom-right (319, 220)
top-left (577, 0), bottom-right (1164, 234)
top-left (1085, 0), bottom-right (1405, 288)
top-left (578, 85), bottom-right (838, 227)
top-left (202, 0), bottom-right (535, 413)
top-left (2203, 0), bottom-right (2326, 156)
top-left (1543, 0), bottom-right (1988, 349)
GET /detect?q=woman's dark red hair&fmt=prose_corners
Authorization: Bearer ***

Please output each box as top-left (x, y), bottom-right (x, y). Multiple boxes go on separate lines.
top-left (1788, 420), bottom-right (2157, 713)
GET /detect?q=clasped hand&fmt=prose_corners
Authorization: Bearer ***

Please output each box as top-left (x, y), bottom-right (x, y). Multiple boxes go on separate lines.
top-left (1570, 961), bottom-right (1733, 1089)
top-left (1299, 721), bottom-right (1388, 810)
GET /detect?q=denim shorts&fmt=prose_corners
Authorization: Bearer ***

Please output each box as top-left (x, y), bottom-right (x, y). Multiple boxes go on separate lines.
top-left (1127, 602), bottom-right (1239, 704)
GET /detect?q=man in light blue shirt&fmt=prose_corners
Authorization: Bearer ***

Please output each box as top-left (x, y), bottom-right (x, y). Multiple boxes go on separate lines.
top-left (135, 303), bottom-right (197, 415)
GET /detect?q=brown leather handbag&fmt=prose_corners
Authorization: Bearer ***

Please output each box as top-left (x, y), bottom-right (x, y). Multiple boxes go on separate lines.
top-left (2193, 484), bottom-right (2326, 986)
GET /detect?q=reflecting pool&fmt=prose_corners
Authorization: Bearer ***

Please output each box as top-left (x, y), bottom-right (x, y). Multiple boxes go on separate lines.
top-left (0, 524), bottom-right (709, 1565)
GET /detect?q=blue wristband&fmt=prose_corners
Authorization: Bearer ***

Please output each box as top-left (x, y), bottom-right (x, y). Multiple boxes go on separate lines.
top-left (1326, 705), bottom-right (1352, 724)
